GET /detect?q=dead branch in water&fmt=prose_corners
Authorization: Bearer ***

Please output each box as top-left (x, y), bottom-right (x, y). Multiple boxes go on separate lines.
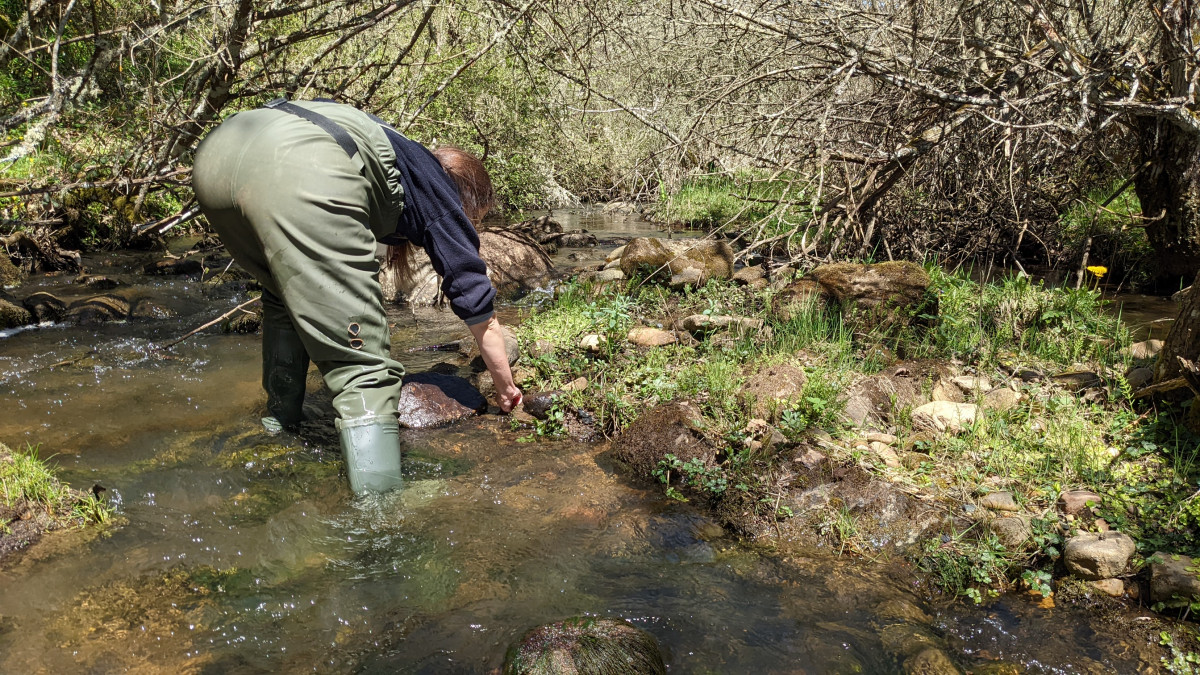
top-left (153, 297), bottom-right (261, 352)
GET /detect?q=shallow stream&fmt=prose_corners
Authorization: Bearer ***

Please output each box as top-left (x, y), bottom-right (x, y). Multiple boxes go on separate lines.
top-left (0, 210), bottom-right (1173, 672)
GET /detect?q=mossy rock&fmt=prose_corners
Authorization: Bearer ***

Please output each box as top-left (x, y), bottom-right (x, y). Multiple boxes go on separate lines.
top-left (810, 261), bottom-right (935, 330)
top-left (64, 294), bottom-right (130, 325)
top-left (22, 291), bottom-right (66, 322)
top-left (503, 617), bottom-right (666, 675)
top-left (619, 237), bottom-right (733, 284)
top-left (0, 297), bottom-right (33, 329)
top-left (0, 253), bottom-right (24, 286)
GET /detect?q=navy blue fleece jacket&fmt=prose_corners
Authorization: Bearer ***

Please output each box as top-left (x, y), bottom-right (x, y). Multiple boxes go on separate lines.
top-left (379, 129), bottom-right (495, 326)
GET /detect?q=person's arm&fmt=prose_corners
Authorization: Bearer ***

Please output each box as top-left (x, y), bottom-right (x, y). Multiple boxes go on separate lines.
top-left (468, 316), bottom-right (522, 412)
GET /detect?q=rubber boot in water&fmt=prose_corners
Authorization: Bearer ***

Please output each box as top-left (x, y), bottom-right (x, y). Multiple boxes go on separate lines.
top-left (337, 415), bottom-right (404, 495)
top-left (261, 319), bottom-right (310, 431)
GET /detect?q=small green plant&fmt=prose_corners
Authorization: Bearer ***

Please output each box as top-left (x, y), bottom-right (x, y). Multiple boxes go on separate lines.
top-left (1162, 632), bottom-right (1200, 674)
top-left (653, 453), bottom-right (729, 497)
top-left (1021, 569), bottom-right (1053, 597)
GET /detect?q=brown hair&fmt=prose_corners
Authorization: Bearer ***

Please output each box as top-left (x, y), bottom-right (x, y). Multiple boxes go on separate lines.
top-left (384, 146), bottom-right (495, 285)
top-left (433, 145), bottom-right (496, 225)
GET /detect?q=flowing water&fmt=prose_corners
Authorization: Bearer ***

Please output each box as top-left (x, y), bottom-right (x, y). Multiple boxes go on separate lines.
top-left (0, 211), bottom-right (1171, 673)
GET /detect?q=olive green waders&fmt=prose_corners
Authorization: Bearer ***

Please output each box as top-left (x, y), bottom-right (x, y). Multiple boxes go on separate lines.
top-left (192, 102), bottom-right (407, 494)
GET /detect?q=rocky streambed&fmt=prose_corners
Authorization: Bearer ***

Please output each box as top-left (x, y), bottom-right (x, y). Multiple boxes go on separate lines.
top-left (0, 208), bottom-right (1195, 672)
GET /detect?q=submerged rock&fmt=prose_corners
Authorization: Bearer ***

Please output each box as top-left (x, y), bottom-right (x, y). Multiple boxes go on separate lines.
top-left (74, 274), bottom-right (120, 290)
top-left (1064, 532), bottom-right (1135, 580)
top-left (619, 237), bottom-right (733, 285)
top-left (503, 617), bottom-right (666, 675)
top-left (397, 372), bottom-right (488, 428)
top-left (143, 258), bottom-right (203, 276)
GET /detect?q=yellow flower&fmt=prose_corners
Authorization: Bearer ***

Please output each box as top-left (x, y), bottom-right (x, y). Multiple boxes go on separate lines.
top-left (1086, 265), bottom-right (1108, 279)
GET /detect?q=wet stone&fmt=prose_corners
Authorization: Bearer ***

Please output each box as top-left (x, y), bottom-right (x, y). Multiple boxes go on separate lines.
top-left (1064, 532), bottom-right (1135, 580)
top-left (397, 372), bottom-right (488, 429)
top-left (523, 391), bottom-right (561, 420)
top-left (143, 258), bottom-right (203, 276)
top-left (64, 294), bottom-right (130, 325)
top-left (504, 617), bottom-right (666, 675)
top-left (22, 291), bottom-right (66, 323)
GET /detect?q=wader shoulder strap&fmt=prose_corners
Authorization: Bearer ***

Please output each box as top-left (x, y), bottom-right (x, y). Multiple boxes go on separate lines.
top-left (264, 98), bottom-right (358, 158)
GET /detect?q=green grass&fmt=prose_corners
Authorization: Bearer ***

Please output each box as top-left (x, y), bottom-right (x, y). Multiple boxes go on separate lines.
top-left (1, 442), bottom-right (112, 528)
top-left (659, 172), bottom-right (815, 246)
top-left (922, 265), bottom-right (1132, 369)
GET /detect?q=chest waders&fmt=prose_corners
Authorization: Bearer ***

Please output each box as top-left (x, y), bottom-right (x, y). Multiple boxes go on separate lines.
top-left (193, 99), bottom-right (406, 495)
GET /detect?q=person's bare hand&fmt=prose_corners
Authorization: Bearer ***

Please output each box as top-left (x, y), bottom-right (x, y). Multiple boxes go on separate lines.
top-left (499, 385), bottom-right (522, 413)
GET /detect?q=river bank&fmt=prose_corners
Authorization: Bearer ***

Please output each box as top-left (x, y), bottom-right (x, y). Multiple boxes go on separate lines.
top-left (0, 209), bottom-right (1197, 672)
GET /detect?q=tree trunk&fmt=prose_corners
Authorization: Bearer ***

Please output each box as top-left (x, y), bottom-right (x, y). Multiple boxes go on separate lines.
top-left (1135, 119), bottom-right (1200, 289)
top-left (1156, 272), bottom-right (1200, 384)
top-left (1135, 0), bottom-right (1200, 290)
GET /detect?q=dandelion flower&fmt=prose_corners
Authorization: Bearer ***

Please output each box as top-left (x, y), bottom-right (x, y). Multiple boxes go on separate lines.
top-left (1086, 265), bottom-right (1108, 279)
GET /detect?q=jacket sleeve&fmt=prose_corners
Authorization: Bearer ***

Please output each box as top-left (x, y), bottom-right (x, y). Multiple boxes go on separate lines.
top-left (422, 210), bottom-right (496, 325)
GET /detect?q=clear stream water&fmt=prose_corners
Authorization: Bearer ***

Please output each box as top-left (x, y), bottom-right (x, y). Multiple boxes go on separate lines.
top-left (0, 210), bottom-right (1170, 673)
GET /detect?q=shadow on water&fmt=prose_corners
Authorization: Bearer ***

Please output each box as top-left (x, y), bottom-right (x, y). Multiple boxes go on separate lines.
top-left (0, 209), bottom-right (1173, 673)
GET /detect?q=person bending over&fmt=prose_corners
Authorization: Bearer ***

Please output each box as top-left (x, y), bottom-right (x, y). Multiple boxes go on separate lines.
top-left (193, 99), bottom-right (521, 495)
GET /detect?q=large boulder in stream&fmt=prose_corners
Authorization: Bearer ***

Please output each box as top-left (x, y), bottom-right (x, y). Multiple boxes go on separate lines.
top-left (809, 261), bottom-right (933, 329)
top-left (397, 372), bottom-right (488, 428)
top-left (503, 617), bottom-right (666, 675)
top-left (64, 294), bottom-right (130, 325)
top-left (23, 292), bottom-right (67, 323)
top-left (380, 230), bottom-right (553, 304)
top-left (619, 237), bottom-right (733, 287)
